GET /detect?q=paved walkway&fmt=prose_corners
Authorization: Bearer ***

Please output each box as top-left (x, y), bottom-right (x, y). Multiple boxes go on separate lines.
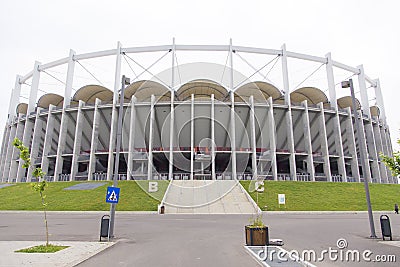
top-left (163, 180), bottom-right (258, 214)
top-left (0, 241), bottom-right (114, 267)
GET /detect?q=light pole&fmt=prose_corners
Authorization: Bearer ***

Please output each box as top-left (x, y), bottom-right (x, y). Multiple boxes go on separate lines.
top-left (341, 79), bottom-right (377, 238)
top-left (109, 75), bottom-right (130, 238)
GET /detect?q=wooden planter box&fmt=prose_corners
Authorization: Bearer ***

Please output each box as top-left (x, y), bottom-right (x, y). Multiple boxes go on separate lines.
top-left (245, 225), bottom-right (269, 246)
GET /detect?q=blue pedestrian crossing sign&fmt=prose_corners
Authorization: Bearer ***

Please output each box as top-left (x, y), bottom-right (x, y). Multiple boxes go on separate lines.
top-left (106, 186), bottom-right (120, 204)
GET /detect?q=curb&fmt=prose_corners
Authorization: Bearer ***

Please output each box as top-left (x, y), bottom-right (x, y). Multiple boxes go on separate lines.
top-left (262, 211), bottom-right (394, 215)
top-left (0, 210), bottom-right (394, 215)
top-left (0, 210), bottom-right (158, 214)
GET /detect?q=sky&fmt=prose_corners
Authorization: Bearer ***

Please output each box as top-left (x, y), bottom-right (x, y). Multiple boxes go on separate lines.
top-left (0, 0), bottom-right (399, 149)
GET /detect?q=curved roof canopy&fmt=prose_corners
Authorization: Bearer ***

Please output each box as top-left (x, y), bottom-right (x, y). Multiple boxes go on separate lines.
top-left (125, 80), bottom-right (170, 102)
top-left (73, 85), bottom-right (113, 104)
top-left (176, 79), bottom-right (227, 101)
top-left (337, 96), bottom-right (361, 110)
top-left (38, 93), bottom-right (64, 108)
top-left (290, 87), bottom-right (328, 105)
top-left (16, 103), bottom-right (28, 115)
top-left (234, 81), bottom-right (282, 102)
top-left (370, 106), bottom-right (380, 117)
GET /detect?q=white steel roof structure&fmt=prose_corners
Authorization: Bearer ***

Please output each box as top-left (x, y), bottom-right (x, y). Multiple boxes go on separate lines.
top-left (7, 41), bottom-right (386, 123)
top-left (0, 40), bottom-right (393, 185)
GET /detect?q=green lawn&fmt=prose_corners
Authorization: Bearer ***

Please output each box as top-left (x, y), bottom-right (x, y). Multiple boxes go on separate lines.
top-left (15, 244), bottom-right (69, 253)
top-left (2, 180), bottom-right (399, 211)
top-left (240, 181), bottom-right (400, 211)
top-left (0, 180), bottom-right (168, 211)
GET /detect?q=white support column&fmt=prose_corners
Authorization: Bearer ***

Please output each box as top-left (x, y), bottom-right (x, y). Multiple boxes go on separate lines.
top-left (0, 127), bottom-right (9, 160)
top-left (334, 108), bottom-right (347, 181)
top-left (364, 119), bottom-right (381, 183)
top-left (358, 113), bottom-right (373, 183)
top-left (41, 105), bottom-right (55, 177)
top-left (229, 91), bottom-right (237, 180)
top-left (107, 42), bottom-right (122, 181)
top-left (381, 126), bottom-right (393, 183)
top-left (17, 118), bottom-right (34, 182)
top-left (147, 95), bottom-right (155, 180)
top-left (7, 75), bottom-right (22, 123)
top-left (380, 127), bottom-right (389, 156)
top-left (286, 107), bottom-right (297, 179)
top-left (168, 38), bottom-right (176, 180)
top-left (281, 44), bottom-right (290, 104)
top-left (357, 65), bottom-right (370, 117)
top-left (127, 97), bottom-right (137, 180)
top-left (374, 79), bottom-right (387, 123)
top-left (113, 42), bottom-right (122, 104)
top-left (211, 94), bottom-right (216, 180)
top-left (358, 66), bottom-right (380, 182)
top-left (17, 61), bottom-right (41, 181)
top-left (107, 103), bottom-right (117, 181)
top-left (190, 94), bottom-right (194, 180)
top-left (302, 101), bottom-right (315, 181)
top-left (318, 103), bottom-right (331, 181)
top-left (345, 107), bottom-right (360, 182)
top-left (325, 53), bottom-right (337, 109)
top-left (3, 122), bottom-right (17, 182)
top-left (0, 126), bottom-right (11, 181)
top-left (27, 61), bottom-right (41, 115)
top-left (54, 109), bottom-right (69, 181)
top-left (386, 129), bottom-right (395, 183)
top-left (1, 124), bottom-right (12, 182)
top-left (387, 128), bottom-right (394, 155)
top-left (168, 91), bottom-right (175, 180)
top-left (26, 108), bottom-right (43, 182)
top-left (373, 122), bottom-right (388, 183)
top-left (383, 127), bottom-right (391, 155)
top-left (88, 99), bottom-right (101, 181)
top-left (281, 44), bottom-right (297, 181)
top-left (268, 97), bottom-right (278, 180)
top-left (9, 118), bottom-right (25, 181)
top-left (63, 49), bottom-right (76, 108)
top-left (70, 101), bottom-right (85, 181)
top-left (326, 53), bottom-right (347, 180)
top-left (249, 96), bottom-right (258, 179)
top-left (229, 39), bottom-right (237, 180)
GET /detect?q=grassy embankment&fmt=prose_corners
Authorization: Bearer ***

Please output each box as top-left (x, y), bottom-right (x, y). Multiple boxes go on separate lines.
top-left (240, 181), bottom-right (400, 211)
top-left (1, 180), bottom-right (399, 211)
top-left (0, 180), bottom-right (168, 211)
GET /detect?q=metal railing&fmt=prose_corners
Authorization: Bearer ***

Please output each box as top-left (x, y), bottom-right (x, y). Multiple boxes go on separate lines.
top-left (297, 174), bottom-right (311, 181)
top-left (58, 174), bottom-right (70, 181)
top-left (277, 173), bottom-right (292, 181)
top-left (332, 174), bottom-right (343, 182)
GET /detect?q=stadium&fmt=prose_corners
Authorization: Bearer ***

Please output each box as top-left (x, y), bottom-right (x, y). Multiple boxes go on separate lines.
top-left (0, 41), bottom-right (395, 184)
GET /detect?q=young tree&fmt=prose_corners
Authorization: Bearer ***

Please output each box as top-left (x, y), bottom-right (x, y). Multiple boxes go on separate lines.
top-left (380, 139), bottom-right (400, 177)
top-left (13, 138), bottom-right (49, 246)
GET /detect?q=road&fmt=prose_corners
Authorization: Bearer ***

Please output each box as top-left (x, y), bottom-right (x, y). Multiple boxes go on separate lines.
top-left (0, 211), bottom-right (399, 266)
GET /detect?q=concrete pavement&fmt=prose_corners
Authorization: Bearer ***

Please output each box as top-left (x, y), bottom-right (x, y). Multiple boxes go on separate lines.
top-left (0, 241), bottom-right (114, 267)
top-left (0, 211), bottom-right (399, 266)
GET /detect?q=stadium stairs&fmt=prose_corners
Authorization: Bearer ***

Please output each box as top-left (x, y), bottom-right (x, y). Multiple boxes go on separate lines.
top-left (160, 180), bottom-right (260, 214)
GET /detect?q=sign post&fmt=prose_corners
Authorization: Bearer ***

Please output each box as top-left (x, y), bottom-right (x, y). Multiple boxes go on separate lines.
top-left (105, 186), bottom-right (121, 241)
top-left (109, 75), bottom-right (130, 239)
